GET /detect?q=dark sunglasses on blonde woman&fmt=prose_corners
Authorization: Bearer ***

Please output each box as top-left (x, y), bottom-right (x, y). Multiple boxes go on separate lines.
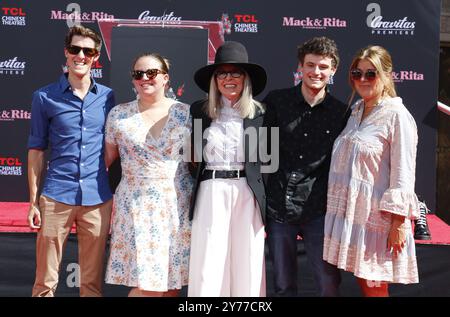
top-left (215, 70), bottom-right (244, 79)
top-left (351, 69), bottom-right (378, 81)
top-left (66, 45), bottom-right (98, 57)
top-left (131, 69), bottom-right (166, 80)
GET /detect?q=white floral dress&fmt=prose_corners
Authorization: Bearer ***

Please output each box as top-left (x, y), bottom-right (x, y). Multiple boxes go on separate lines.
top-left (323, 97), bottom-right (419, 284)
top-left (104, 100), bottom-right (193, 291)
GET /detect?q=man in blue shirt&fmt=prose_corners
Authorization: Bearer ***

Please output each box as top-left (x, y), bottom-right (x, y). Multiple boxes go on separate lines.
top-left (27, 25), bottom-right (115, 297)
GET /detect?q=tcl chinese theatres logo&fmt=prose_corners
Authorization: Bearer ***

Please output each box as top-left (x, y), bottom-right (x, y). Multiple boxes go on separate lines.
top-left (1, 7), bottom-right (26, 26)
top-left (221, 13), bottom-right (259, 34)
top-left (0, 157), bottom-right (23, 176)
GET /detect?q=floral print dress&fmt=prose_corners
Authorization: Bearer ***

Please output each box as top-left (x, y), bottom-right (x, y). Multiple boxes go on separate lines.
top-left (104, 99), bottom-right (193, 291)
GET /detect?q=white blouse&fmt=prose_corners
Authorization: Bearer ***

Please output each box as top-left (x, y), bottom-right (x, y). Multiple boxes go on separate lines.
top-left (204, 96), bottom-right (245, 171)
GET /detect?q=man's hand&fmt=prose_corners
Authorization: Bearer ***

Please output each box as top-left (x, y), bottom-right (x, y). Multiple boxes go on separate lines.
top-left (27, 149), bottom-right (44, 230)
top-left (28, 204), bottom-right (41, 229)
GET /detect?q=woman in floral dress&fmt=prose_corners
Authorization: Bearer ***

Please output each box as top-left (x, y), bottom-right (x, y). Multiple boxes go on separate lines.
top-left (323, 45), bottom-right (419, 296)
top-left (104, 53), bottom-right (193, 297)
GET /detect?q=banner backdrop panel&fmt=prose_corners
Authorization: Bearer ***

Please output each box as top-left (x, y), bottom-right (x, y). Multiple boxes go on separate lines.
top-left (0, 0), bottom-right (440, 211)
top-left (107, 26), bottom-right (209, 192)
top-left (110, 27), bottom-right (209, 105)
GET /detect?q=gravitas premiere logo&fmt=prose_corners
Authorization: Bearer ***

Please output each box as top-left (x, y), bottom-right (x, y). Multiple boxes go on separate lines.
top-left (1, 7), bottom-right (26, 26)
top-left (220, 13), bottom-right (259, 33)
top-left (138, 10), bottom-right (182, 24)
top-left (0, 57), bottom-right (26, 76)
top-left (366, 3), bottom-right (415, 35)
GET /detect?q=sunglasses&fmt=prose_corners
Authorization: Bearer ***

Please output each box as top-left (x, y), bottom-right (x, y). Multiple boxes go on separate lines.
top-left (215, 70), bottom-right (244, 80)
top-left (66, 45), bottom-right (98, 57)
top-left (131, 69), bottom-right (166, 80)
top-left (350, 69), bottom-right (378, 81)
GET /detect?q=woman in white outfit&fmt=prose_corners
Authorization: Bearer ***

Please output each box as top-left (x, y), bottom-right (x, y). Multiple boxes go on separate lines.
top-left (323, 45), bottom-right (419, 296)
top-left (188, 41), bottom-right (267, 297)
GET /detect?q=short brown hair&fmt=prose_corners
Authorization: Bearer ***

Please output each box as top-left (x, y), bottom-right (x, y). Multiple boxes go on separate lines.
top-left (131, 53), bottom-right (170, 73)
top-left (297, 36), bottom-right (340, 68)
top-left (65, 25), bottom-right (102, 51)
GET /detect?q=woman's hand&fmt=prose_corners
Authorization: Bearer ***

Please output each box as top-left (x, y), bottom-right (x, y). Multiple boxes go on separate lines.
top-left (387, 214), bottom-right (407, 258)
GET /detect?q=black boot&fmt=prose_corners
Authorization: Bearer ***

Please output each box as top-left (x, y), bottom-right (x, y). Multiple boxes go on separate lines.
top-left (414, 200), bottom-right (432, 240)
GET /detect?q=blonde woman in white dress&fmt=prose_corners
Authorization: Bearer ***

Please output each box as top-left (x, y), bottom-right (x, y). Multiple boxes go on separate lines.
top-left (323, 45), bottom-right (419, 296)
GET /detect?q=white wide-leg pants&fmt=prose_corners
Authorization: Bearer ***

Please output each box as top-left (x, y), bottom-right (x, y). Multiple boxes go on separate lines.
top-left (188, 177), bottom-right (266, 297)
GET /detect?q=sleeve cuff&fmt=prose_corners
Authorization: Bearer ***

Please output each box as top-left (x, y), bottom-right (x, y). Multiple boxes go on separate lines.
top-left (379, 188), bottom-right (419, 219)
top-left (27, 135), bottom-right (48, 150)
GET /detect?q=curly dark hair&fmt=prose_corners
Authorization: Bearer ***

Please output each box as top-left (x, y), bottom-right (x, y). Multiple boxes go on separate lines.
top-left (297, 36), bottom-right (339, 68)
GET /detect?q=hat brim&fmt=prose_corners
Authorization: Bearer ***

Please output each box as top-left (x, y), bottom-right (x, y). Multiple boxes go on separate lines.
top-left (194, 62), bottom-right (267, 96)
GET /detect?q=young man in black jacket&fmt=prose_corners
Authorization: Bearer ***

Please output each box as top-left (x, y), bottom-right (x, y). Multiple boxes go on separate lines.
top-left (263, 37), bottom-right (350, 296)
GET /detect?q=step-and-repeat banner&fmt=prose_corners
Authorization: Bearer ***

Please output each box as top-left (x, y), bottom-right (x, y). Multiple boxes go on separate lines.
top-left (0, 0), bottom-right (441, 210)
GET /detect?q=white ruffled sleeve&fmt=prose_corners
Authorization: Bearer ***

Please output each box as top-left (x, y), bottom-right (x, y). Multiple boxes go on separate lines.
top-left (379, 105), bottom-right (419, 219)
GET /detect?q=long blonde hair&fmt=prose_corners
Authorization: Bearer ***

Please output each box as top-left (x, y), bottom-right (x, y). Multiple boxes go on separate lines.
top-left (348, 45), bottom-right (397, 105)
top-left (204, 69), bottom-right (264, 119)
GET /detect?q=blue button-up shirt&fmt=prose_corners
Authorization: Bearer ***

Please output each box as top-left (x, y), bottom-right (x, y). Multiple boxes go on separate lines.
top-left (28, 74), bottom-right (115, 206)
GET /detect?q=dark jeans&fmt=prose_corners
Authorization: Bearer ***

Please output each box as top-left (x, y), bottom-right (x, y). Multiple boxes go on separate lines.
top-left (267, 215), bottom-right (341, 296)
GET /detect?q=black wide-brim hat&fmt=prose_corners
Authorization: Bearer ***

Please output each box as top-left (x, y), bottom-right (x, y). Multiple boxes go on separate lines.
top-left (194, 41), bottom-right (267, 96)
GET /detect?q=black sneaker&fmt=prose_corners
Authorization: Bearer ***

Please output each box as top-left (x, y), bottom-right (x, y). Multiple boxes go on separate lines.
top-left (414, 200), bottom-right (432, 240)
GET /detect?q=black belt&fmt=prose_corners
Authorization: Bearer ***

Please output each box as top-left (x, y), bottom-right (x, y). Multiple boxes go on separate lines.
top-left (200, 169), bottom-right (245, 181)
